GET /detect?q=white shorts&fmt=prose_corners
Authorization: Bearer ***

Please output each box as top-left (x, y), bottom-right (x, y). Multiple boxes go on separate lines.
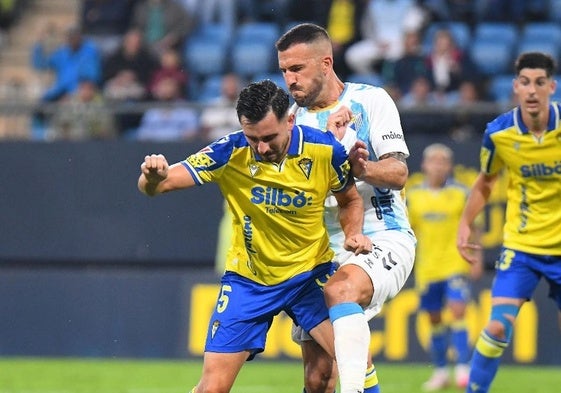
top-left (292, 230), bottom-right (416, 343)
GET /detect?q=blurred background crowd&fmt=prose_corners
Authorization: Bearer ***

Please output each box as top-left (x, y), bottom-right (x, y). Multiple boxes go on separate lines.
top-left (0, 0), bottom-right (560, 142)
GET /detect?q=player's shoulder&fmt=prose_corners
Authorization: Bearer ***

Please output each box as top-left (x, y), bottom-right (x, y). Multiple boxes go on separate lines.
top-left (298, 124), bottom-right (335, 144)
top-left (485, 108), bottom-right (517, 136)
top-left (343, 82), bottom-right (392, 101)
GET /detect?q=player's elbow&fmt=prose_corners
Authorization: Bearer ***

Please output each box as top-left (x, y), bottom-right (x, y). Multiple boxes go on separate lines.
top-left (389, 164), bottom-right (408, 190)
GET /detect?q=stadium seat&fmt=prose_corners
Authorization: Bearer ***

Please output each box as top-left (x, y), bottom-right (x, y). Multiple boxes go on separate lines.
top-left (473, 23), bottom-right (518, 49)
top-left (516, 40), bottom-right (560, 64)
top-left (183, 23), bottom-right (230, 80)
top-left (197, 74), bottom-right (224, 104)
top-left (469, 38), bottom-right (514, 76)
top-left (422, 21), bottom-right (472, 54)
top-left (184, 40), bottom-right (228, 78)
top-left (522, 23), bottom-right (561, 48)
top-left (488, 75), bottom-right (514, 104)
top-left (231, 22), bottom-right (280, 79)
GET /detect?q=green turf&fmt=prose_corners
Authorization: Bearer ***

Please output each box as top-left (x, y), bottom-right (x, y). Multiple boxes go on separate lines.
top-left (0, 358), bottom-right (559, 393)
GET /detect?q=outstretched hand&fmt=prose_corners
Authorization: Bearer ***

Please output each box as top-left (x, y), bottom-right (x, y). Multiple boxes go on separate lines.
top-left (344, 234), bottom-right (372, 255)
top-left (141, 154), bottom-right (169, 184)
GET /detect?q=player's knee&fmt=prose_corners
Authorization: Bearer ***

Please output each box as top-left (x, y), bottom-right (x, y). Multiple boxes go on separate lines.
top-left (304, 370), bottom-right (337, 393)
top-left (487, 304), bottom-right (520, 341)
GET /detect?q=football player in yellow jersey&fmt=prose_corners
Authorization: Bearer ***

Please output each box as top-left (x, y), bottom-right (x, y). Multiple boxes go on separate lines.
top-left (407, 143), bottom-right (483, 391)
top-left (138, 80), bottom-right (372, 393)
top-left (457, 52), bottom-right (561, 393)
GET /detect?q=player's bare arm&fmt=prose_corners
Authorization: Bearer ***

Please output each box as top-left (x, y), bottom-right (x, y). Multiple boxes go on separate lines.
top-left (457, 172), bottom-right (497, 264)
top-left (138, 154), bottom-right (195, 196)
top-left (333, 181), bottom-right (372, 255)
top-left (349, 142), bottom-right (408, 189)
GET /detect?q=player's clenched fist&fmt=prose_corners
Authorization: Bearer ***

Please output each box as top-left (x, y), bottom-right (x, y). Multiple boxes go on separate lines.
top-left (141, 154), bottom-right (169, 184)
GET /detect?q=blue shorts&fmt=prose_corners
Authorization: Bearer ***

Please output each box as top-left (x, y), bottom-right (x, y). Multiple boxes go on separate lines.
top-left (492, 248), bottom-right (561, 309)
top-left (419, 275), bottom-right (471, 312)
top-left (204, 262), bottom-right (335, 359)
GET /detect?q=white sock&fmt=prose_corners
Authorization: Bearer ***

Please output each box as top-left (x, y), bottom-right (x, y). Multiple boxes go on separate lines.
top-left (330, 303), bottom-right (369, 393)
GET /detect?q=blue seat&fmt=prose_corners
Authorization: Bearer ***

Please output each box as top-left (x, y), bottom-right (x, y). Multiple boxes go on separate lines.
top-left (422, 22), bottom-right (472, 54)
top-left (522, 23), bottom-right (561, 48)
top-left (197, 74), bottom-right (224, 104)
top-left (231, 22), bottom-right (280, 78)
top-left (473, 23), bottom-right (519, 49)
top-left (516, 40), bottom-right (560, 63)
top-left (183, 23), bottom-right (230, 80)
top-left (235, 22), bottom-right (280, 45)
top-left (184, 39), bottom-right (228, 78)
top-left (469, 38), bottom-right (514, 76)
top-left (488, 75), bottom-right (514, 104)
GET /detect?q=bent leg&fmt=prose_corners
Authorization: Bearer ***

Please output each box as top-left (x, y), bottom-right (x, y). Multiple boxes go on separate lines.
top-left (301, 339), bottom-right (338, 393)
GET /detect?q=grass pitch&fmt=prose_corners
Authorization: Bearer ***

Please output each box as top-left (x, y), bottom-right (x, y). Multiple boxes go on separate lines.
top-left (0, 358), bottom-right (559, 393)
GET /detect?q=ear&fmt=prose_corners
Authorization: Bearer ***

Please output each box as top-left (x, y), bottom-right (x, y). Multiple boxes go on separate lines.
top-left (322, 56), bottom-right (333, 74)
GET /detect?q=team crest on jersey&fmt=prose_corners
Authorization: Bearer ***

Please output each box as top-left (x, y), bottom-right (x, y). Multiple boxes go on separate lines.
top-left (350, 112), bottom-right (362, 131)
top-left (298, 158), bottom-right (313, 179)
top-left (187, 149), bottom-right (216, 168)
top-left (249, 163), bottom-right (260, 177)
top-left (211, 320), bottom-right (220, 339)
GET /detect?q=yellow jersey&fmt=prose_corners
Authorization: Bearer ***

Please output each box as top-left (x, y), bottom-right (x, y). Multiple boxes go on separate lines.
top-left (182, 125), bottom-right (352, 285)
top-left (407, 179), bottom-right (470, 288)
top-left (482, 103), bottom-right (561, 255)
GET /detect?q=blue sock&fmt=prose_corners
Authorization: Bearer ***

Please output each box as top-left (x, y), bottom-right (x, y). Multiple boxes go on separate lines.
top-left (430, 324), bottom-right (448, 368)
top-left (467, 331), bottom-right (507, 393)
top-left (451, 323), bottom-right (470, 364)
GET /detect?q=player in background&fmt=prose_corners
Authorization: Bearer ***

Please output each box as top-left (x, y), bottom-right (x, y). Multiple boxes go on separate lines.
top-left (407, 143), bottom-right (483, 391)
top-left (276, 23), bottom-right (416, 393)
top-left (138, 80), bottom-right (372, 393)
top-left (457, 52), bottom-right (561, 393)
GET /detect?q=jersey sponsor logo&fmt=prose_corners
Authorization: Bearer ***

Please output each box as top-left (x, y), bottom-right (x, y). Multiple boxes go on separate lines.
top-left (250, 186), bottom-right (312, 208)
top-left (520, 162), bottom-right (561, 177)
top-left (186, 151), bottom-right (216, 168)
top-left (381, 131), bottom-right (403, 141)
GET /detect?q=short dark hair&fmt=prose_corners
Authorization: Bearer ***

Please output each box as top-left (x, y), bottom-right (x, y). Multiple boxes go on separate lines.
top-left (275, 22), bottom-right (330, 52)
top-left (236, 80), bottom-right (289, 123)
top-left (515, 52), bottom-right (557, 77)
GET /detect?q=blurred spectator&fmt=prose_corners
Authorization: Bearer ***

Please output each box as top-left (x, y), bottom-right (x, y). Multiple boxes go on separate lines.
top-left (425, 28), bottom-right (477, 94)
top-left (31, 25), bottom-right (101, 102)
top-left (81, 0), bottom-right (139, 56)
top-left (136, 77), bottom-right (199, 141)
top-left (399, 75), bottom-right (443, 108)
top-left (49, 78), bottom-right (117, 140)
top-left (199, 73), bottom-right (242, 141)
top-left (447, 80), bottom-right (483, 142)
top-left (325, 0), bottom-right (365, 81)
top-left (103, 29), bottom-right (159, 101)
top-left (344, 0), bottom-right (427, 74)
top-left (148, 48), bottom-right (188, 99)
top-left (130, 0), bottom-right (197, 55)
top-left (382, 30), bottom-right (429, 98)
top-left (102, 28), bottom-right (159, 134)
